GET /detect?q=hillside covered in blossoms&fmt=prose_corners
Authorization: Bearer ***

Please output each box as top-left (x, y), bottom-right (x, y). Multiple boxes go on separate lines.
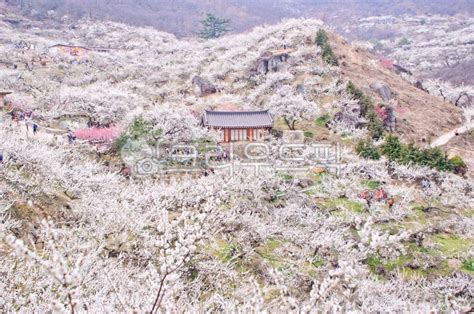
top-left (0, 6), bottom-right (473, 312)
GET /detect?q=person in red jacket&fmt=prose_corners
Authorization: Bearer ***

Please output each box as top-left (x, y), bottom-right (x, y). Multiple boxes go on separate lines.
top-left (388, 197), bottom-right (395, 209)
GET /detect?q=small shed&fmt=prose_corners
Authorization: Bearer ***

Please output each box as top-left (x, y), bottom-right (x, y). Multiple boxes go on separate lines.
top-left (202, 110), bottom-right (273, 142)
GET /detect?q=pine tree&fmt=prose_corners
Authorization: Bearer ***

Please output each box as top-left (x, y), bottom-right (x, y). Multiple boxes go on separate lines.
top-left (198, 13), bottom-right (230, 39)
top-left (356, 139), bottom-right (381, 160)
top-left (381, 135), bottom-right (403, 161)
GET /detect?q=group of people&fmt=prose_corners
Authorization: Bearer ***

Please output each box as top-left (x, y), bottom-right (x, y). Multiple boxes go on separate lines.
top-left (360, 187), bottom-right (395, 209)
top-left (25, 119), bottom-right (39, 135)
top-left (215, 145), bottom-right (230, 162)
top-left (9, 110), bottom-right (40, 136)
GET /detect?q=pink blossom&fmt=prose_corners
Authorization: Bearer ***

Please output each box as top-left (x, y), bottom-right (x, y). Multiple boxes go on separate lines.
top-left (73, 127), bottom-right (122, 142)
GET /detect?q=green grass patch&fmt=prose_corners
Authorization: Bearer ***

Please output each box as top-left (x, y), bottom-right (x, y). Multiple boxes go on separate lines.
top-left (362, 180), bottom-right (381, 190)
top-left (255, 239), bottom-right (286, 269)
top-left (405, 242), bottom-right (433, 255)
top-left (321, 198), bottom-right (364, 213)
top-left (366, 254), bottom-right (383, 273)
top-left (280, 174), bottom-right (294, 181)
top-left (462, 258), bottom-right (474, 273)
top-left (432, 234), bottom-right (471, 257)
top-left (404, 206), bottom-right (430, 227)
top-left (218, 242), bottom-right (242, 264)
top-left (310, 255), bottom-right (325, 268)
top-left (399, 267), bottom-right (427, 279)
top-left (375, 221), bottom-right (401, 235)
top-left (309, 170), bottom-right (328, 183)
top-left (385, 255), bottom-right (414, 272)
top-left (315, 114), bottom-right (330, 127)
top-left (365, 243), bottom-right (462, 279)
top-left (264, 287), bottom-right (282, 302)
top-left (366, 251), bottom-right (427, 279)
top-left (207, 239), bottom-right (245, 271)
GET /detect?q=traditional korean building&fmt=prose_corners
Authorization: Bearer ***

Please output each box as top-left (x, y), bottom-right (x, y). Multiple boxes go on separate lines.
top-left (202, 110), bottom-right (273, 142)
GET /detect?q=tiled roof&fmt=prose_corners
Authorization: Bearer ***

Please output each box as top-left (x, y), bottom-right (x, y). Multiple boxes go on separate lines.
top-left (203, 110), bottom-right (273, 128)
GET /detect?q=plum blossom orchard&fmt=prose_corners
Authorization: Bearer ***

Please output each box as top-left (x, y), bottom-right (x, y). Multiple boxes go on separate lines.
top-left (0, 13), bottom-right (473, 312)
top-left (266, 85), bottom-right (320, 130)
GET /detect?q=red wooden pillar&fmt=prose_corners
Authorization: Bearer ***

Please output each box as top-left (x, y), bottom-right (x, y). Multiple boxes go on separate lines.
top-left (224, 129), bottom-right (230, 142)
top-left (248, 128), bottom-right (253, 141)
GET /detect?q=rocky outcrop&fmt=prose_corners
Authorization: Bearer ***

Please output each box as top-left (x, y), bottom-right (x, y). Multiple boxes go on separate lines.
top-left (296, 84), bottom-right (306, 95)
top-left (254, 51), bottom-right (289, 75)
top-left (384, 106), bottom-right (396, 132)
top-left (192, 76), bottom-right (217, 96)
top-left (393, 64), bottom-right (412, 75)
top-left (370, 81), bottom-right (392, 101)
top-left (296, 178), bottom-right (314, 188)
top-left (414, 80), bottom-right (428, 92)
top-left (332, 103), bottom-right (367, 129)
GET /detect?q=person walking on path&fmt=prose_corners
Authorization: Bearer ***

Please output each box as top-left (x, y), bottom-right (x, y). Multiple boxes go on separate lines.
top-left (388, 197), bottom-right (395, 209)
top-left (67, 131), bottom-right (75, 144)
top-left (32, 122), bottom-right (39, 135)
top-left (25, 118), bottom-right (29, 134)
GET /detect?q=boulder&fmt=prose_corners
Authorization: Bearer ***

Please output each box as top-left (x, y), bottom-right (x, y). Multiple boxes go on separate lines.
top-left (393, 64), bottom-right (412, 75)
top-left (296, 84), bottom-right (306, 95)
top-left (256, 59), bottom-right (268, 75)
top-left (414, 80), bottom-right (428, 92)
top-left (297, 178), bottom-right (314, 188)
top-left (422, 206), bottom-right (441, 213)
top-left (254, 52), bottom-right (289, 75)
top-left (192, 76), bottom-right (217, 96)
top-left (370, 81), bottom-right (392, 101)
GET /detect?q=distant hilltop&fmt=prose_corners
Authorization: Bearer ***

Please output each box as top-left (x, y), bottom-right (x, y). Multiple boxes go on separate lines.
top-left (3, 0), bottom-right (474, 37)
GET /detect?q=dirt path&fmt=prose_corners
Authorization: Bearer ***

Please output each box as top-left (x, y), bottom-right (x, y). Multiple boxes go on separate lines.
top-left (430, 109), bottom-right (474, 148)
top-left (1, 114), bottom-right (69, 145)
top-left (430, 124), bottom-right (473, 147)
